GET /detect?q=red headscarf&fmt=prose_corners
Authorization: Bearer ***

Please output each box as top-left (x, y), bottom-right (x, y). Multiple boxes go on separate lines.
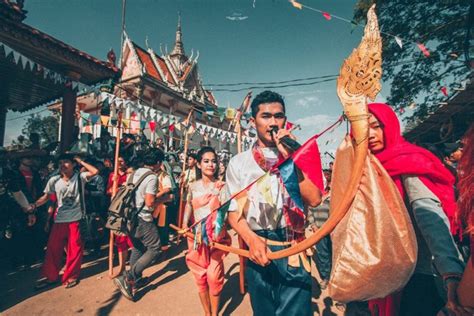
top-left (368, 103), bottom-right (458, 234)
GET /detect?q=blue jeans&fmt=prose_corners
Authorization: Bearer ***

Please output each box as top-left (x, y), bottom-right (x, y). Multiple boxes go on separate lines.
top-left (314, 235), bottom-right (332, 281)
top-left (128, 218), bottom-right (161, 281)
top-left (246, 229), bottom-right (312, 316)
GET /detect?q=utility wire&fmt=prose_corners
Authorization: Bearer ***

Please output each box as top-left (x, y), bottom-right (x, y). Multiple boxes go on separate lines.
top-left (205, 74), bottom-right (337, 87)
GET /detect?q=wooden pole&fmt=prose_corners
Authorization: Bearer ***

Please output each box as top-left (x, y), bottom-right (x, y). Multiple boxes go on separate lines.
top-left (108, 111), bottom-right (122, 277)
top-left (177, 110), bottom-right (194, 229)
top-left (236, 120), bottom-right (247, 295)
top-left (177, 131), bottom-right (189, 228)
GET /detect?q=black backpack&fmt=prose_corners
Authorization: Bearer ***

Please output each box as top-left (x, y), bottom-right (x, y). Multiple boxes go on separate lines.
top-left (105, 170), bottom-right (154, 235)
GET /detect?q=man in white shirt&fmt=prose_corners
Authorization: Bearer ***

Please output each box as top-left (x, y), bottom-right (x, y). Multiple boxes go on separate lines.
top-left (114, 148), bottom-right (163, 301)
top-left (33, 153), bottom-right (98, 289)
top-left (226, 91), bottom-right (322, 316)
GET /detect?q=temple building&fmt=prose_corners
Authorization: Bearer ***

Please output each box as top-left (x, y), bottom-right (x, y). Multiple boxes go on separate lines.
top-left (49, 14), bottom-right (241, 152)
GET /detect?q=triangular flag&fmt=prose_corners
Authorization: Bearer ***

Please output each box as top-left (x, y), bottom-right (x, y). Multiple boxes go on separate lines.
top-left (395, 36), bottom-right (403, 49)
top-left (149, 121), bottom-right (156, 132)
top-left (441, 86), bottom-right (448, 97)
top-left (140, 120), bottom-right (147, 130)
top-left (122, 119), bottom-right (130, 129)
top-left (257, 173), bottom-right (274, 206)
top-left (169, 124), bottom-right (175, 132)
top-left (322, 12), bottom-right (331, 20)
top-left (290, 0), bottom-right (302, 10)
top-left (417, 43), bottom-right (430, 57)
top-left (100, 115), bottom-right (110, 126)
top-left (90, 114), bottom-right (100, 125)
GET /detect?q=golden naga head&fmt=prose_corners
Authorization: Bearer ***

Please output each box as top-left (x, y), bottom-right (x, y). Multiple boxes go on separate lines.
top-left (337, 4), bottom-right (382, 104)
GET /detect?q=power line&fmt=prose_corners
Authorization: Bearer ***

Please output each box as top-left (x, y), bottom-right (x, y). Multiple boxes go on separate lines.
top-left (205, 74), bottom-right (337, 87)
top-left (211, 77), bottom-right (337, 92)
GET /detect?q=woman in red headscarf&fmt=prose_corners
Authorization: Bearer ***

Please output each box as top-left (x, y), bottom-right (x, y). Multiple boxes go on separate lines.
top-left (366, 103), bottom-right (467, 316)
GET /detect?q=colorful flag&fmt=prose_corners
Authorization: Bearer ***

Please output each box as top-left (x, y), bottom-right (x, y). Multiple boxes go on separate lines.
top-left (417, 43), bottom-right (430, 57)
top-left (290, 0), bottom-right (303, 10)
top-left (149, 121), bottom-right (156, 132)
top-left (322, 12), bottom-right (331, 20)
top-left (441, 86), bottom-right (448, 97)
top-left (277, 135), bottom-right (324, 209)
top-left (395, 36), bottom-right (403, 49)
top-left (100, 115), bottom-right (110, 126)
top-left (169, 123), bottom-right (175, 132)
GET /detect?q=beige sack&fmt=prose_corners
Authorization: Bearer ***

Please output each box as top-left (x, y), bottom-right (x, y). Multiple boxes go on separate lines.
top-left (327, 137), bottom-right (417, 302)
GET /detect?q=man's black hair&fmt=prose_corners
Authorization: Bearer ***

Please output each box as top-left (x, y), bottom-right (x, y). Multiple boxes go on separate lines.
top-left (188, 153), bottom-right (198, 160)
top-left (142, 148), bottom-right (165, 166)
top-left (57, 153), bottom-right (76, 162)
top-left (250, 90), bottom-right (286, 118)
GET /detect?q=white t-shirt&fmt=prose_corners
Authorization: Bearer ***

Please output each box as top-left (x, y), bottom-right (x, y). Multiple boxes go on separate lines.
top-left (132, 167), bottom-right (158, 222)
top-left (225, 148), bottom-right (288, 231)
top-left (45, 172), bottom-right (89, 223)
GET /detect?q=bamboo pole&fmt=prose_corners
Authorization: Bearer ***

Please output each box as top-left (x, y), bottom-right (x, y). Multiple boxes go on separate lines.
top-left (236, 120), bottom-right (247, 295)
top-left (177, 110), bottom-right (194, 229)
top-left (108, 111), bottom-right (122, 277)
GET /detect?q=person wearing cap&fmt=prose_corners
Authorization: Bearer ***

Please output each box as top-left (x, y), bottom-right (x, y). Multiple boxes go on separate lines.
top-left (33, 153), bottom-right (98, 289)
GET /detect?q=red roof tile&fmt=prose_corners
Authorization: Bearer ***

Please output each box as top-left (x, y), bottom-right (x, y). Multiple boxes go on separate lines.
top-left (153, 53), bottom-right (176, 85)
top-left (179, 63), bottom-right (195, 82)
top-left (134, 44), bottom-right (162, 82)
top-left (205, 90), bottom-right (216, 105)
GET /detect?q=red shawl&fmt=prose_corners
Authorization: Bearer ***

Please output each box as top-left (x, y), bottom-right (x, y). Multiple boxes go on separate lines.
top-left (368, 103), bottom-right (458, 235)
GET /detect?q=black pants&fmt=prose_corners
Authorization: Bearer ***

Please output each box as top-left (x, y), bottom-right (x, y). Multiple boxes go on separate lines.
top-left (314, 235), bottom-right (332, 281)
top-left (246, 229), bottom-right (312, 316)
top-left (400, 273), bottom-right (445, 316)
top-left (128, 218), bottom-right (161, 281)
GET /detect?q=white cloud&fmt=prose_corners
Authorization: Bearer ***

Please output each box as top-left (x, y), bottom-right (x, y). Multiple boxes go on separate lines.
top-left (294, 95), bottom-right (322, 109)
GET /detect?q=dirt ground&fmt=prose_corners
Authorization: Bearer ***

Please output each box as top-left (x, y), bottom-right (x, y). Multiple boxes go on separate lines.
top-left (0, 233), bottom-right (346, 316)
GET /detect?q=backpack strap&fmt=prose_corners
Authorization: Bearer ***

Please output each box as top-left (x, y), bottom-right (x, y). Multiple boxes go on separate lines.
top-left (132, 170), bottom-right (155, 189)
top-left (77, 172), bottom-right (86, 216)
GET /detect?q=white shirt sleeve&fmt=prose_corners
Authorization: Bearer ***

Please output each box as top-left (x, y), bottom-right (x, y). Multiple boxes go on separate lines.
top-left (224, 158), bottom-right (240, 212)
top-left (145, 175), bottom-right (158, 196)
top-left (161, 174), bottom-right (172, 190)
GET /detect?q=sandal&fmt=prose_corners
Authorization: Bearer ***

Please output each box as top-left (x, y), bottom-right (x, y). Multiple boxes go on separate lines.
top-left (65, 279), bottom-right (79, 289)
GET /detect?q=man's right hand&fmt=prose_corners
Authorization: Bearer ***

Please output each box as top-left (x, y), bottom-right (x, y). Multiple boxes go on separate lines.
top-left (248, 235), bottom-right (271, 266)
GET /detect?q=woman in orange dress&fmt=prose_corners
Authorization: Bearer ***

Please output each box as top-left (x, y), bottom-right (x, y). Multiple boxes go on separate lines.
top-left (182, 147), bottom-right (230, 316)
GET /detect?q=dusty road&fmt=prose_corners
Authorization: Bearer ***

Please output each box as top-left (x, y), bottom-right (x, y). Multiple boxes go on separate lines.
top-left (1, 233), bottom-right (345, 315)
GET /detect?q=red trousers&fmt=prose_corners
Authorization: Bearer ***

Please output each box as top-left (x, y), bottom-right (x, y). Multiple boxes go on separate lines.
top-left (41, 221), bottom-right (83, 283)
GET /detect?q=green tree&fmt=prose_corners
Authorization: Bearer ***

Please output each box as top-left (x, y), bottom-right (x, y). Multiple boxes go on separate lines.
top-left (353, 0), bottom-right (473, 122)
top-left (12, 113), bottom-right (59, 148)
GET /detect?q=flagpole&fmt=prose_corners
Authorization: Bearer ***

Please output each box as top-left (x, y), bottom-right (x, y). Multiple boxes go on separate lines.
top-left (177, 110), bottom-right (194, 229)
top-left (235, 91), bottom-right (252, 295)
top-left (109, 110), bottom-right (122, 277)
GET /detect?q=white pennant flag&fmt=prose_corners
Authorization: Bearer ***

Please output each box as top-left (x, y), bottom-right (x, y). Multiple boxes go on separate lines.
top-left (395, 36), bottom-right (403, 49)
top-left (3, 44), bottom-right (13, 58)
top-left (12, 50), bottom-right (21, 64)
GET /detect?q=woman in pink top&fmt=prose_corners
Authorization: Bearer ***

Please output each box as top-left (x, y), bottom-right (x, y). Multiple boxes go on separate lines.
top-left (183, 147), bottom-right (230, 316)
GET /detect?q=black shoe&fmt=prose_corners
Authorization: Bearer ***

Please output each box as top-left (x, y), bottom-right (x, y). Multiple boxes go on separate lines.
top-left (135, 276), bottom-right (150, 289)
top-left (113, 275), bottom-right (134, 301)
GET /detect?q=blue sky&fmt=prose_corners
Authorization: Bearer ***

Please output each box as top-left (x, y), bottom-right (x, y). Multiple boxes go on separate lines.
top-left (5, 0), bottom-right (391, 163)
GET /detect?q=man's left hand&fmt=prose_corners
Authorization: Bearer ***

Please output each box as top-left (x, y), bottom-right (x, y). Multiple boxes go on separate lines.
top-left (273, 128), bottom-right (296, 159)
top-left (437, 281), bottom-right (474, 316)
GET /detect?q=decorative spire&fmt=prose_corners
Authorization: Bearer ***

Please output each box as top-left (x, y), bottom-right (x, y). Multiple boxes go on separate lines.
top-left (171, 12), bottom-right (185, 57)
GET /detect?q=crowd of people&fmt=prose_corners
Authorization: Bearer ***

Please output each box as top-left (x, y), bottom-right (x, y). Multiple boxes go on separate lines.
top-left (0, 90), bottom-right (473, 315)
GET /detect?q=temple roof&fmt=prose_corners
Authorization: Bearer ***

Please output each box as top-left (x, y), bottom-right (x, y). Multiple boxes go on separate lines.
top-left (121, 17), bottom-right (217, 107)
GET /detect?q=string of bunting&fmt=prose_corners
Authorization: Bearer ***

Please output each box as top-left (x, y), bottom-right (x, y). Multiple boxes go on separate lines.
top-left (0, 41), bottom-right (89, 91)
top-left (288, 0), bottom-right (467, 104)
top-left (78, 92), bottom-right (254, 146)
